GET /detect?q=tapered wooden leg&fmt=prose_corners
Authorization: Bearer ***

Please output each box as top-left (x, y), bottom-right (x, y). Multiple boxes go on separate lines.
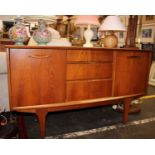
top-left (36, 109), bottom-right (48, 138)
top-left (123, 98), bottom-right (132, 124)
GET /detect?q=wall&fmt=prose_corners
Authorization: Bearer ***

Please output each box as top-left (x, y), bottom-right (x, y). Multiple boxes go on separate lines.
top-left (118, 15), bottom-right (155, 48)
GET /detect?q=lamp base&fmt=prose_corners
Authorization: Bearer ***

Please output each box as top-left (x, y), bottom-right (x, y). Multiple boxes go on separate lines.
top-left (83, 25), bottom-right (94, 47)
top-left (83, 42), bottom-right (93, 47)
top-left (104, 33), bottom-right (118, 48)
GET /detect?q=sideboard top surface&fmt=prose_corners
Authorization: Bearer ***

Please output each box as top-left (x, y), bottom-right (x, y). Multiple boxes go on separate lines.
top-left (5, 45), bottom-right (151, 52)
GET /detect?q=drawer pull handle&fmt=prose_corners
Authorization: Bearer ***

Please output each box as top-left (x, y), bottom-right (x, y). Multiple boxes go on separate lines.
top-left (127, 55), bottom-right (141, 59)
top-left (29, 55), bottom-right (50, 59)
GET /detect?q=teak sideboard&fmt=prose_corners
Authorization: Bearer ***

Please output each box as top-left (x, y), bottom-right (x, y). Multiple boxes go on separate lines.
top-left (6, 46), bottom-right (152, 138)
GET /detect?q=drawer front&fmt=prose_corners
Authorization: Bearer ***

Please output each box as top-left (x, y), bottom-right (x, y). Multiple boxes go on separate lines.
top-left (67, 50), bottom-right (89, 62)
top-left (66, 81), bottom-right (89, 101)
top-left (67, 50), bottom-right (113, 62)
top-left (67, 63), bottom-right (112, 80)
top-left (66, 80), bottom-right (112, 101)
top-left (89, 80), bottom-right (112, 99)
top-left (89, 50), bottom-right (113, 62)
top-left (67, 64), bottom-right (88, 80)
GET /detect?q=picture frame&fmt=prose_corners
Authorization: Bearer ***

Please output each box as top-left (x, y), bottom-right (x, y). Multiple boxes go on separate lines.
top-left (141, 25), bottom-right (155, 43)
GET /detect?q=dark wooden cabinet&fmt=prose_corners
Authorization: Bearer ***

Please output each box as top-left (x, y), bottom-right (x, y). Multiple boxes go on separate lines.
top-left (6, 46), bottom-right (151, 138)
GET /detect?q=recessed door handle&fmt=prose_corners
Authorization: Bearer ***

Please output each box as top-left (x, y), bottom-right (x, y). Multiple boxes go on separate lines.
top-left (29, 55), bottom-right (50, 59)
top-left (127, 55), bottom-right (141, 59)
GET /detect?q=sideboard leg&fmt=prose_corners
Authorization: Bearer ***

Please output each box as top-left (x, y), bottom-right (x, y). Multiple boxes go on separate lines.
top-left (36, 109), bottom-right (48, 138)
top-left (123, 98), bottom-right (131, 124)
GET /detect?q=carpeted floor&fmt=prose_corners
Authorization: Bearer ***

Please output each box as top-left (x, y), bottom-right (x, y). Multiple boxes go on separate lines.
top-left (22, 85), bottom-right (155, 139)
top-left (47, 117), bottom-right (155, 139)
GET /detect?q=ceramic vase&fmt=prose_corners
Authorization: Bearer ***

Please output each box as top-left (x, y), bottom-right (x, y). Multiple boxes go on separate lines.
top-left (9, 18), bottom-right (28, 45)
top-left (33, 19), bottom-right (52, 45)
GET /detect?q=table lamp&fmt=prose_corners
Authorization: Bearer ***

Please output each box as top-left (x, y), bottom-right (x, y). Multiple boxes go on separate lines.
top-left (99, 15), bottom-right (126, 48)
top-left (75, 15), bottom-right (100, 47)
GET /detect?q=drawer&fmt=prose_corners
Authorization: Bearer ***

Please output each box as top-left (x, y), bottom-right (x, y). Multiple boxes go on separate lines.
top-left (66, 80), bottom-right (112, 101)
top-left (89, 50), bottom-right (113, 62)
top-left (67, 63), bottom-right (112, 80)
top-left (67, 50), bottom-right (89, 62)
top-left (89, 80), bottom-right (112, 99)
top-left (66, 81), bottom-right (89, 101)
top-left (67, 50), bottom-right (113, 62)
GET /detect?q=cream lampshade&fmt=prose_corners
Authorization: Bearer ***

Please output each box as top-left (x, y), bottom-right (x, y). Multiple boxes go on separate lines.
top-left (99, 15), bottom-right (126, 48)
top-left (75, 15), bottom-right (100, 47)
